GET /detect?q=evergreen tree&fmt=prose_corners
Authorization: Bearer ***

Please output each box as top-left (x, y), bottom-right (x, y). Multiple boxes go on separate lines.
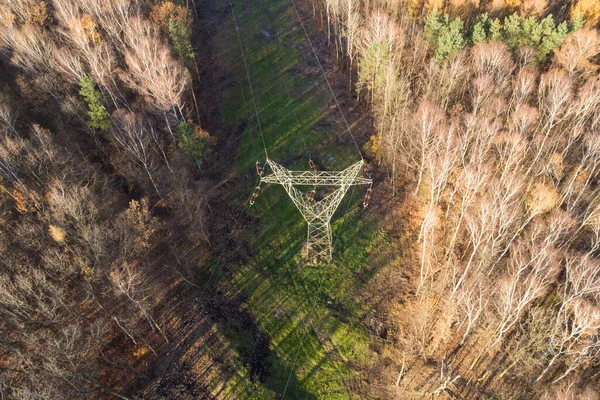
top-left (458, 11), bottom-right (583, 62)
top-left (489, 18), bottom-right (503, 42)
top-left (424, 11), bottom-right (465, 62)
top-left (79, 75), bottom-right (111, 132)
top-left (168, 18), bottom-right (195, 64)
top-left (176, 121), bottom-right (207, 163)
top-left (471, 16), bottom-right (489, 45)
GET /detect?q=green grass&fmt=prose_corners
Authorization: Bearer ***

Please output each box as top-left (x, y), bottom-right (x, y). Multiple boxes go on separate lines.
top-left (202, 0), bottom-right (390, 397)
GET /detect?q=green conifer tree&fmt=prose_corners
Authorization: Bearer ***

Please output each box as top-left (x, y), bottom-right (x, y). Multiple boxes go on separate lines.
top-left (168, 19), bottom-right (194, 64)
top-left (176, 121), bottom-right (207, 163)
top-left (79, 75), bottom-right (111, 132)
top-left (424, 11), bottom-right (465, 62)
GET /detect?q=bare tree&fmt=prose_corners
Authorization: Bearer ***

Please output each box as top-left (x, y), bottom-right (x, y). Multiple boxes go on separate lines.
top-left (452, 195), bottom-right (492, 295)
top-left (493, 241), bottom-right (560, 344)
top-left (417, 203), bottom-right (439, 292)
top-left (469, 75), bottom-right (494, 116)
top-left (112, 111), bottom-right (160, 196)
top-left (109, 260), bottom-right (163, 341)
top-left (0, 266), bottom-right (68, 326)
top-left (343, 0), bottom-right (361, 86)
top-left (560, 133), bottom-right (600, 213)
top-left (445, 163), bottom-right (491, 256)
top-left (0, 23), bottom-right (54, 74)
top-left (0, 134), bottom-right (28, 186)
top-left (555, 29), bottom-right (600, 77)
top-left (77, 0), bottom-right (135, 48)
top-left (511, 66), bottom-right (538, 105)
top-left (537, 298), bottom-right (600, 383)
top-left (471, 42), bottom-right (514, 95)
top-left (122, 16), bottom-right (189, 119)
top-left (526, 69), bottom-right (573, 177)
top-left (50, 46), bottom-right (86, 84)
top-left (455, 275), bottom-right (486, 345)
top-left (408, 101), bottom-right (445, 195)
top-left (46, 179), bottom-right (98, 225)
top-left (423, 122), bottom-right (458, 205)
top-left (493, 127), bottom-right (529, 184)
top-left (356, 11), bottom-right (400, 104)
top-left (541, 376), bottom-right (600, 400)
top-left (0, 95), bottom-right (19, 134)
top-left (51, 0), bottom-right (125, 105)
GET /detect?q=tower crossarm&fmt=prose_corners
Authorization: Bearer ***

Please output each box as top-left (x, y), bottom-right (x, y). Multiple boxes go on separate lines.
top-left (261, 172), bottom-right (371, 186)
top-left (261, 159), bottom-right (371, 186)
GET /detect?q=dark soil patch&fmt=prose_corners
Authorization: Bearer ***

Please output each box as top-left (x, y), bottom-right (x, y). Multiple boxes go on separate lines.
top-left (204, 293), bottom-right (273, 383)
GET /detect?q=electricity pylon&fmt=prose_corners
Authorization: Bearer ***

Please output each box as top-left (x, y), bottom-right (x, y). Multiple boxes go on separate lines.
top-left (260, 158), bottom-right (372, 263)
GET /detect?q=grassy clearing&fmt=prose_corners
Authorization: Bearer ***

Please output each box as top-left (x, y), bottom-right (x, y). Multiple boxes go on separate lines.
top-left (204, 0), bottom-right (390, 397)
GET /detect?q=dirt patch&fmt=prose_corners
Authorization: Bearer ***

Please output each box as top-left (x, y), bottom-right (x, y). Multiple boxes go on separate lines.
top-left (204, 293), bottom-right (273, 383)
top-left (193, 0), bottom-right (242, 183)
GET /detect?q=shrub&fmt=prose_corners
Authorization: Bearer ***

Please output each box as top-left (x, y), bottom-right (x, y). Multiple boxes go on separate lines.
top-left (49, 225), bottom-right (66, 242)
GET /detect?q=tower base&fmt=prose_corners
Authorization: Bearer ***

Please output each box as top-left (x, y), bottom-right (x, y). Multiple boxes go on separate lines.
top-left (307, 220), bottom-right (332, 263)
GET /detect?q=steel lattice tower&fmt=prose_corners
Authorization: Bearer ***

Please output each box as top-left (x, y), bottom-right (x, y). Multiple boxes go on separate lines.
top-left (260, 158), bottom-right (372, 263)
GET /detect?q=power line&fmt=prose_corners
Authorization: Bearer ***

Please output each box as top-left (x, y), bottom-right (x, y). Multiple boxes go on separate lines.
top-left (208, 0), bottom-right (289, 304)
top-left (197, 0), bottom-right (278, 301)
top-left (281, 185), bottom-right (358, 399)
top-left (194, 58), bottom-right (265, 296)
top-left (265, 4), bottom-right (369, 394)
top-left (274, 56), bottom-right (310, 159)
top-left (224, 2), bottom-right (368, 397)
top-left (287, 0), bottom-right (363, 161)
top-left (228, 0), bottom-right (269, 159)
top-left (198, 181), bottom-right (258, 301)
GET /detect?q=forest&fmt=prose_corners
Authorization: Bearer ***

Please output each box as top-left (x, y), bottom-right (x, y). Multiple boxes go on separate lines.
top-left (1, 0), bottom-right (600, 398)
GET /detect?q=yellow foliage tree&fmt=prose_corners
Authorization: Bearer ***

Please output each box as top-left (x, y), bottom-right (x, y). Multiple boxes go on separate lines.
top-left (48, 224), bottom-right (66, 242)
top-left (124, 198), bottom-right (159, 254)
top-left (80, 13), bottom-right (101, 44)
top-left (149, 1), bottom-right (191, 34)
top-left (366, 134), bottom-right (382, 160)
top-left (25, 1), bottom-right (47, 26)
top-left (527, 182), bottom-right (558, 217)
top-left (12, 184), bottom-right (41, 213)
top-left (572, 0), bottom-right (600, 26)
